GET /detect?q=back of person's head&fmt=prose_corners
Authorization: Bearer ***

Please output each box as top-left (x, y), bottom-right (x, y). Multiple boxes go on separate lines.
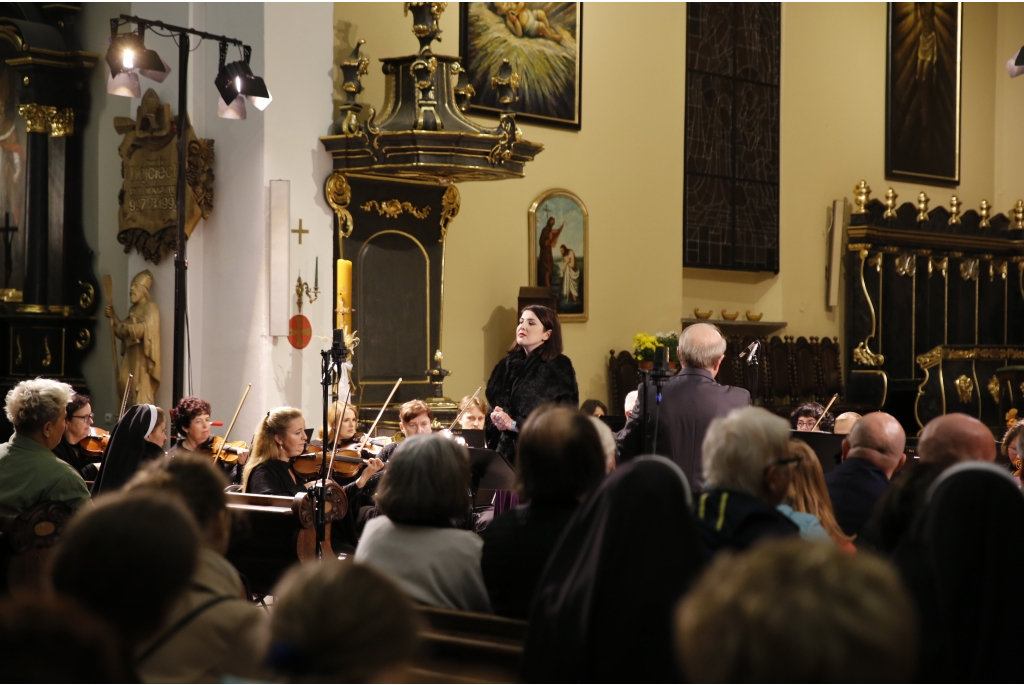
top-left (245, 406), bottom-right (303, 488)
top-left (6, 377), bottom-right (73, 433)
top-left (677, 323), bottom-right (726, 370)
top-left (515, 406), bottom-right (606, 503)
top-left (676, 538), bottom-right (916, 682)
top-left (0, 594), bottom-right (130, 681)
top-left (702, 407), bottom-right (790, 497)
top-left (268, 560), bottom-right (419, 682)
top-left (918, 413), bottom-right (996, 469)
top-left (125, 453), bottom-right (230, 552)
top-left (49, 491), bottom-right (199, 646)
top-left (787, 440), bottom-right (852, 543)
top-left (580, 399), bottom-right (607, 416)
top-left (588, 415), bottom-right (617, 473)
top-left (846, 412), bottom-right (906, 474)
top-left (375, 433), bottom-right (469, 525)
top-left (833, 411), bottom-right (862, 435)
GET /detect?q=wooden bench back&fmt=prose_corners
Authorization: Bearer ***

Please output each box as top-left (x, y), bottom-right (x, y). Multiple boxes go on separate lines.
top-left (411, 605), bottom-right (527, 683)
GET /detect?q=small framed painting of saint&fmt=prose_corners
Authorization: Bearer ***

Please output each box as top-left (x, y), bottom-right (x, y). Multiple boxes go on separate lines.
top-left (529, 189), bottom-right (588, 322)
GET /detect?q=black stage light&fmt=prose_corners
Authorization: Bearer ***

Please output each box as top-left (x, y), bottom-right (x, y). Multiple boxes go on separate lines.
top-left (105, 21), bottom-right (165, 77)
top-left (215, 43), bottom-right (271, 110)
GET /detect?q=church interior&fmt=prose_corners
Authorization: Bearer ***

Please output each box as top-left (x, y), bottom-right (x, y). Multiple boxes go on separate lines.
top-left (1, 2), bottom-right (1024, 682)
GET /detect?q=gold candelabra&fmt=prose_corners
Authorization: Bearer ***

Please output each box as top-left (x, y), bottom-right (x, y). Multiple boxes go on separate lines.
top-left (296, 276), bottom-right (318, 314)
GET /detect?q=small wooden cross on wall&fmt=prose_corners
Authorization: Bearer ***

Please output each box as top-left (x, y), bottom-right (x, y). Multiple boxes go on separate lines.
top-left (291, 219), bottom-right (308, 245)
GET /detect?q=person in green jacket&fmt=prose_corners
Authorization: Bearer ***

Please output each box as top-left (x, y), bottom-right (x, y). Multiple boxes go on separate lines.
top-left (0, 378), bottom-right (90, 515)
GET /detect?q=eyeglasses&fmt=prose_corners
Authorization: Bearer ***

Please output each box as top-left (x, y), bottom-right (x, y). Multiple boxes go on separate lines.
top-left (795, 419), bottom-right (818, 429)
top-left (71, 413), bottom-right (94, 421)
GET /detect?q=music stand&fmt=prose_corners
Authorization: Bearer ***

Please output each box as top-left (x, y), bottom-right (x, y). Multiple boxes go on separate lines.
top-left (450, 428), bottom-right (486, 448)
top-left (790, 430), bottom-right (846, 474)
top-left (467, 447), bottom-right (516, 494)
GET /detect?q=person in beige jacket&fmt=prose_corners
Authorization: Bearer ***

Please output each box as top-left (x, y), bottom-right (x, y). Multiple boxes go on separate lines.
top-left (126, 453), bottom-right (268, 683)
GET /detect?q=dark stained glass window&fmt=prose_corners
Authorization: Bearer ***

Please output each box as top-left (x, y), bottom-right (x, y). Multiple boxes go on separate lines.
top-left (685, 3), bottom-right (780, 273)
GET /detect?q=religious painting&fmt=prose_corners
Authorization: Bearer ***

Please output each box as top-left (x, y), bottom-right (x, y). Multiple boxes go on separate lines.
top-left (459, 2), bottom-right (582, 130)
top-left (0, 65), bottom-right (26, 297)
top-left (529, 189), bottom-right (588, 322)
top-left (885, 2), bottom-right (962, 185)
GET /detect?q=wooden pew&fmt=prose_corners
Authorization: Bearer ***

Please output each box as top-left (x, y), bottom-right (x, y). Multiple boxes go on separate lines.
top-left (0, 500), bottom-right (73, 594)
top-left (411, 605), bottom-right (527, 683)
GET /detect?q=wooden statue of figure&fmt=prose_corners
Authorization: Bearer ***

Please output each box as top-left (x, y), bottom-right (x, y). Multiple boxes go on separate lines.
top-left (105, 270), bottom-right (161, 406)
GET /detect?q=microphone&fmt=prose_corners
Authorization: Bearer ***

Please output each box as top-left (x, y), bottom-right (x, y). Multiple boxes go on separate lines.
top-left (739, 340), bottom-right (760, 361)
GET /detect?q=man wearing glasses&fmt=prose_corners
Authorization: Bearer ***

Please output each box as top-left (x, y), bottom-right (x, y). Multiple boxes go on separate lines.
top-left (52, 393), bottom-right (99, 480)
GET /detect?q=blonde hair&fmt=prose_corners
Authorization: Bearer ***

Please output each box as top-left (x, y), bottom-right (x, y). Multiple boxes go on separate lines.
top-left (5, 378), bottom-right (74, 433)
top-left (787, 440), bottom-right (853, 544)
top-left (318, 402), bottom-right (358, 442)
top-left (242, 407), bottom-right (304, 489)
top-left (457, 394), bottom-right (489, 416)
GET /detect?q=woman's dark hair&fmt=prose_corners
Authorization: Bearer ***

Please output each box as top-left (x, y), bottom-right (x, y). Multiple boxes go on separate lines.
top-left (790, 402), bottom-right (834, 431)
top-left (580, 399), bottom-right (607, 416)
top-left (508, 305), bottom-right (563, 362)
top-left (0, 594), bottom-right (130, 682)
top-left (66, 393), bottom-right (91, 420)
top-left (49, 491), bottom-right (199, 647)
top-left (125, 453), bottom-right (228, 529)
top-left (375, 434), bottom-right (469, 526)
top-left (516, 405), bottom-right (606, 503)
top-left (173, 396), bottom-right (211, 435)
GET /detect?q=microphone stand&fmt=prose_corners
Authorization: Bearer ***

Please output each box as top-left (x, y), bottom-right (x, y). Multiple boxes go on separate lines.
top-left (641, 346), bottom-right (673, 454)
top-left (316, 328), bottom-right (350, 560)
top-left (740, 340), bottom-right (761, 405)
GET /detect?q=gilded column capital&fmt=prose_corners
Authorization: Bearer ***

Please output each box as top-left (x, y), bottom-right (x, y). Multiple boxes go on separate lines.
top-left (49, 108), bottom-right (74, 138)
top-left (18, 103), bottom-right (55, 133)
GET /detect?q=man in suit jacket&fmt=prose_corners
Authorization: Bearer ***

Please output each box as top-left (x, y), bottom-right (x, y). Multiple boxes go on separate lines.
top-left (617, 323), bottom-right (750, 491)
top-left (825, 412), bottom-right (906, 540)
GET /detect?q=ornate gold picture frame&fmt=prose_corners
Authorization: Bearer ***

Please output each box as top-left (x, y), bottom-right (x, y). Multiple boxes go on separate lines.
top-left (528, 188), bottom-right (588, 322)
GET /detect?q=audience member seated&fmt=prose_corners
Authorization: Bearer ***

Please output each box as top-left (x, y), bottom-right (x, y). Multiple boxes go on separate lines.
top-left (52, 392), bottom-right (99, 480)
top-left (377, 399), bottom-right (435, 463)
top-left (790, 401), bottom-right (834, 432)
top-left (124, 454), bottom-right (268, 683)
top-left (825, 412), bottom-right (905, 539)
top-left (49, 492), bottom-right (199, 653)
top-left (91, 404), bottom-right (167, 495)
top-left (522, 457), bottom-right (704, 683)
top-left (894, 462), bottom-right (1023, 682)
top-left (355, 434), bottom-right (491, 612)
top-left (481, 406), bottom-right (605, 619)
top-left (266, 560), bottom-right (420, 682)
top-left (694, 407), bottom-right (798, 552)
top-left (588, 415), bottom-right (617, 473)
top-left (861, 413), bottom-right (995, 555)
top-left (0, 594), bottom-right (131, 682)
top-left (676, 538), bottom-right (916, 682)
top-left (783, 440), bottom-right (855, 552)
top-left (0, 379), bottom-right (90, 516)
top-left (580, 399), bottom-right (607, 417)
top-left (457, 394), bottom-right (489, 430)
top-left (833, 411), bottom-right (862, 435)
top-left (1001, 420), bottom-right (1022, 482)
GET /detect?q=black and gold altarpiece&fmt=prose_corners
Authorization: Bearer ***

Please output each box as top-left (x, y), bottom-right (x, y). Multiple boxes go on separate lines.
top-left (0, 6), bottom-right (98, 438)
top-left (845, 185), bottom-right (1024, 434)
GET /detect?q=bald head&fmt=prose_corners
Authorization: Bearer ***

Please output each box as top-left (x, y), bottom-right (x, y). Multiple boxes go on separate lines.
top-left (844, 412), bottom-right (906, 478)
top-left (678, 324), bottom-right (727, 372)
top-left (918, 413), bottom-right (996, 469)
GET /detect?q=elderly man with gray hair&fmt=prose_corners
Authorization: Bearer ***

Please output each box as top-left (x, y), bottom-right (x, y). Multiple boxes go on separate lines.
top-left (0, 378), bottom-right (91, 515)
top-left (694, 406), bottom-right (799, 552)
top-left (617, 323), bottom-right (750, 490)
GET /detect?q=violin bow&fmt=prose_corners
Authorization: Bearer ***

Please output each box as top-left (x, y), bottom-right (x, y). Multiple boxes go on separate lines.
top-left (448, 386), bottom-right (482, 431)
top-left (359, 377), bottom-right (403, 451)
top-left (215, 383), bottom-right (252, 462)
top-left (326, 388), bottom-right (354, 475)
top-left (811, 393), bottom-right (840, 431)
top-left (118, 374), bottom-right (133, 418)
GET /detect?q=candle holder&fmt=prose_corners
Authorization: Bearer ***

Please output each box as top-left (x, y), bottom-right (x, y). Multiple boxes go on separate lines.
top-left (296, 276), bottom-right (319, 314)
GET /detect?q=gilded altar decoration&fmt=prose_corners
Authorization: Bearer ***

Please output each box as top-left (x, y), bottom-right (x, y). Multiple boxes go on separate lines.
top-left (18, 103), bottom-right (53, 133)
top-left (105, 269), bottom-right (160, 406)
top-left (439, 184), bottom-right (460, 240)
top-left (948, 195), bottom-right (962, 225)
top-left (1012, 200), bottom-right (1024, 230)
top-left (853, 342), bottom-right (885, 367)
top-left (114, 89), bottom-right (215, 264)
top-left (360, 199), bottom-right (431, 220)
top-left (883, 188), bottom-right (898, 219)
top-left (325, 172), bottom-right (354, 239)
top-left (955, 374), bottom-right (973, 404)
top-left (959, 258), bottom-right (978, 282)
top-left (988, 375), bottom-right (1001, 405)
top-left (895, 253), bottom-right (916, 277)
top-left (916, 192), bottom-right (930, 222)
top-left (853, 181), bottom-right (871, 214)
top-left (979, 199), bottom-right (991, 228)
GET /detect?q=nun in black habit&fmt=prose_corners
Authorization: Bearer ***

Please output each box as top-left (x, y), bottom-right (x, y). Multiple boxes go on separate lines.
top-left (91, 405), bottom-right (166, 495)
top-left (893, 461), bottom-right (1024, 683)
top-left (521, 457), bottom-right (705, 684)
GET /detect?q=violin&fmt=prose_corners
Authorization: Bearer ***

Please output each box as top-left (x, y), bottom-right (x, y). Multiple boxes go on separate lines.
top-left (79, 427), bottom-right (110, 458)
top-left (291, 442), bottom-right (378, 479)
top-left (196, 435), bottom-right (249, 464)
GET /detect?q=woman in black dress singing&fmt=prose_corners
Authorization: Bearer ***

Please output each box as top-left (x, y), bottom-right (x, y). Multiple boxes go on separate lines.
top-left (486, 305), bottom-right (579, 459)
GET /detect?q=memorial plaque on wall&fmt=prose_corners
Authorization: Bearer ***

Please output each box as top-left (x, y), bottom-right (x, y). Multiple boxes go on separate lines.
top-left (684, 2), bottom-right (780, 273)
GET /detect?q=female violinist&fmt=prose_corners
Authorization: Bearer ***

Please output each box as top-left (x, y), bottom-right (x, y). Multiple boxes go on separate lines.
top-left (52, 393), bottom-right (101, 480)
top-left (171, 396), bottom-right (249, 482)
top-left (242, 407), bottom-right (383, 497)
top-left (486, 305), bottom-right (579, 459)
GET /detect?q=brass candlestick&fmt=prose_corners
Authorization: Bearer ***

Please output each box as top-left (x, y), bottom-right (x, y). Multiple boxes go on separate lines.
top-left (295, 276), bottom-right (319, 314)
